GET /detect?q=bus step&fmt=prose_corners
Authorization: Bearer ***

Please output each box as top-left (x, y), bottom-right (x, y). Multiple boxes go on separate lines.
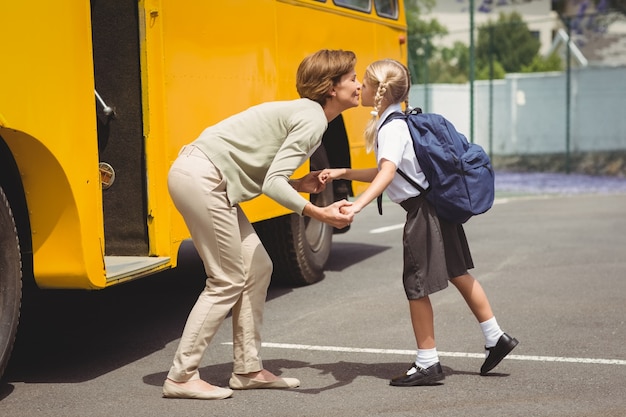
top-left (104, 256), bottom-right (171, 284)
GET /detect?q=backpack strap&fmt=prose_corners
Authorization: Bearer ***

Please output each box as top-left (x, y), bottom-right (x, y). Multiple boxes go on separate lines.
top-left (396, 168), bottom-right (428, 195)
top-left (380, 107), bottom-right (422, 128)
top-left (380, 111), bottom-right (406, 128)
top-left (376, 112), bottom-right (405, 215)
top-left (377, 168), bottom-right (429, 215)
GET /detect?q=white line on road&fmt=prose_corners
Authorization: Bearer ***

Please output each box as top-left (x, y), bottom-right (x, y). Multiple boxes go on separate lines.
top-left (223, 342), bottom-right (626, 366)
top-left (369, 224), bottom-right (404, 234)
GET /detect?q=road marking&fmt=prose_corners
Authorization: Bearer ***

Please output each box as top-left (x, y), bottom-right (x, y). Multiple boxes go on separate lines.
top-left (224, 342), bottom-right (626, 366)
top-left (369, 224), bottom-right (404, 234)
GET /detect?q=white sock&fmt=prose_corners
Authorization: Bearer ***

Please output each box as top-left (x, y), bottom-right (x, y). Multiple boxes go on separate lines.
top-left (480, 317), bottom-right (504, 348)
top-left (414, 348), bottom-right (439, 369)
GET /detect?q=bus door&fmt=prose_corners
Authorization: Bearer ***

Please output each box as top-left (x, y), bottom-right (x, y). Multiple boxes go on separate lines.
top-left (91, 0), bottom-right (149, 257)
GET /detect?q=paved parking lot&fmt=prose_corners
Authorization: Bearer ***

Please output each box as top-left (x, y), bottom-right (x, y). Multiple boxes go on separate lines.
top-left (1, 172), bottom-right (625, 416)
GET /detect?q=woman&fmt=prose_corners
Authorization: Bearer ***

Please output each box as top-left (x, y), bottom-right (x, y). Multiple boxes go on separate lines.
top-left (163, 49), bottom-right (361, 400)
top-left (320, 59), bottom-right (518, 386)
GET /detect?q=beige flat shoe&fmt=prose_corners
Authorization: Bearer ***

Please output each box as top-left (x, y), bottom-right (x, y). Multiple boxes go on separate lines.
top-left (228, 373), bottom-right (300, 390)
top-left (162, 379), bottom-right (233, 400)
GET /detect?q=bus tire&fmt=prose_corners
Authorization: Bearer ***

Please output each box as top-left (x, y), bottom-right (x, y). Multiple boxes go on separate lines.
top-left (254, 146), bottom-right (333, 286)
top-left (0, 185), bottom-right (22, 380)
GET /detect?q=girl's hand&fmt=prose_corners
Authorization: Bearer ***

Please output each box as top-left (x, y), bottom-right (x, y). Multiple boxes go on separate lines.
top-left (340, 204), bottom-right (361, 216)
top-left (318, 168), bottom-right (345, 184)
top-left (317, 170), bottom-right (330, 185)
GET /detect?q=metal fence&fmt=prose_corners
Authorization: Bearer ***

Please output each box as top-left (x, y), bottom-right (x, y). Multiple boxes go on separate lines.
top-left (408, 6), bottom-right (626, 175)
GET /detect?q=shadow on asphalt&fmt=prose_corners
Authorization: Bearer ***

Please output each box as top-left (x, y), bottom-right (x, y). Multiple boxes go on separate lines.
top-left (143, 358), bottom-right (404, 393)
top-left (2, 241), bottom-right (288, 385)
top-left (4, 258), bottom-right (206, 384)
top-left (2, 239), bottom-right (389, 386)
top-left (142, 360), bottom-right (501, 393)
top-left (324, 242), bottom-right (391, 272)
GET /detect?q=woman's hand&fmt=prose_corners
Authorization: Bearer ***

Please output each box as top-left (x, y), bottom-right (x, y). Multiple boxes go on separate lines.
top-left (292, 171), bottom-right (327, 194)
top-left (303, 200), bottom-right (354, 229)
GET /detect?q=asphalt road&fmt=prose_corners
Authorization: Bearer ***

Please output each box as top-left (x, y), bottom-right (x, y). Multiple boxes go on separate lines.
top-left (1, 189), bottom-right (625, 417)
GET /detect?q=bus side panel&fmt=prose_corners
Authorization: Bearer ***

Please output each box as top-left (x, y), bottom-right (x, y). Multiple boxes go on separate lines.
top-left (142, 0), bottom-right (295, 244)
top-left (0, 2), bottom-right (106, 289)
top-left (159, 0), bottom-right (280, 149)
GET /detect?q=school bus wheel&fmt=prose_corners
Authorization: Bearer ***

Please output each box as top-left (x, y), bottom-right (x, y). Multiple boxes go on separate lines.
top-left (0, 185), bottom-right (22, 380)
top-left (254, 146), bottom-right (333, 286)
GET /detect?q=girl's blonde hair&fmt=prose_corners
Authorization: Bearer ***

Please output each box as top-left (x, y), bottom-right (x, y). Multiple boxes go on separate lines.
top-left (363, 59), bottom-right (411, 152)
top-left (296, 49), bottom-right (357, 106)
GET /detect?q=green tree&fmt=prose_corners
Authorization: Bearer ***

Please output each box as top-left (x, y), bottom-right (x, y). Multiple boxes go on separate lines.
top-left (475, 60), bottom-right (506, 80)
top-left (521, 52), bottom-right (563, 72)
top-left (405, 3), bottom-right (566, 84)
top-left (405, 0), bottom-right (448, 84)
top-left (427, 41), bottom-right (471, 83)
top-left (476, 12), bottom-right (541, 74)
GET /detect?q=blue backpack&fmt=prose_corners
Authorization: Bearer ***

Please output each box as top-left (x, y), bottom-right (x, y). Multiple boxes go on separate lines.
top-left (381, 108), bottom-right (495, 224)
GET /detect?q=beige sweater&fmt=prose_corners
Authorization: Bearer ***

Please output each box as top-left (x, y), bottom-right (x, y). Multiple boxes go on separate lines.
top-left (192, 99), bottom-right (327, 215)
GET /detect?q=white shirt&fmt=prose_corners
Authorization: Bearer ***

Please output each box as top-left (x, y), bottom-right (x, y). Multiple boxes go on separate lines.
top-left (375, 104), bottom-right (430, 203)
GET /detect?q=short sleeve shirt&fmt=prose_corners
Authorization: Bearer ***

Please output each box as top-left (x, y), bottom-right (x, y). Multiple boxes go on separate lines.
top-left (375, 104), bottom-right (430, 204)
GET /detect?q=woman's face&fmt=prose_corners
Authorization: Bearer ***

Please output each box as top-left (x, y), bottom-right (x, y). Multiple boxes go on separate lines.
top-left (331, 70), bottom-right (361, 110)
top-left (361, 77), bottom-right (376, 108)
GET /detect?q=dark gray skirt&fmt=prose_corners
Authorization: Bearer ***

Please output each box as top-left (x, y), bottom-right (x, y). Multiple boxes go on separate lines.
top-left (400, 195), bottom-right (474, 300)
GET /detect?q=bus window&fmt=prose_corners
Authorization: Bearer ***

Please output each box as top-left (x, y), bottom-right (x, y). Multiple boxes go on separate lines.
top-left (334, 0), bottom-right (371, 13)
top-left (375, 0), bottom-right (398, 18)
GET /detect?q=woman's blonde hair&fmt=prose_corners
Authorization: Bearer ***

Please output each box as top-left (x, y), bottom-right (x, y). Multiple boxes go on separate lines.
top-left (296, 49), bottom-right (357, 106)
top-left (363, 59), bottom-right (411, 152)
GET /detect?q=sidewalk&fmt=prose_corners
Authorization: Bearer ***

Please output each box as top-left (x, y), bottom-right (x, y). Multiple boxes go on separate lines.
top-left (495, 170), bottom-right (626, 195)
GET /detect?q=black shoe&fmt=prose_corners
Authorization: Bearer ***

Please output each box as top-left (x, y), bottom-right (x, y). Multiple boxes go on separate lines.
top-left (480, 333), bottom-right (519, 375)
top-left (390, 362), bottom-right (444, 386)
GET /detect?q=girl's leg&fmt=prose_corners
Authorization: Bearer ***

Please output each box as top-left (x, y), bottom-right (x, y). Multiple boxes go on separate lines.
top-left (390, 296), bottom-right (444, 386)
top-left (408, 296), bottom-right (435, 349)
top-left (449, 273), bottom-right (494, 323)
top-left (451, 273), bottom-right (518, 375)
top-left (450, 273), bottom-right (505, 345)
top-left (408, 297), bottom-right (440, 370)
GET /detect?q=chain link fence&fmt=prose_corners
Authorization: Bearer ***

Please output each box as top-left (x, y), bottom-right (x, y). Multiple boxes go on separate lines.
top-left (407, 3), bottom-right (626, 176)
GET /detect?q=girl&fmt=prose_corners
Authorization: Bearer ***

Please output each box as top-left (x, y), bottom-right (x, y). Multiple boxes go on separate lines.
top-left (320, 59), bottom-right (518, 386)
top-left (163, 49), bottom-right (359, 400)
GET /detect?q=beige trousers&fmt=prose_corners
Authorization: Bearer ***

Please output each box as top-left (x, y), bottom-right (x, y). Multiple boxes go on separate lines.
top-left (166, 145), bottom-right (273, 382)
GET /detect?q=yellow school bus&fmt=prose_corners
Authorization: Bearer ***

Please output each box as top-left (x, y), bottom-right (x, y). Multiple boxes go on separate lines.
top-left (0, 0), bottom-right (406, 377)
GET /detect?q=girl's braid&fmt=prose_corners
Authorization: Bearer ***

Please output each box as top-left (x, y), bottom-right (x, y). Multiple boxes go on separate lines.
top-left (374, 81), bottom-right (388, 115)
